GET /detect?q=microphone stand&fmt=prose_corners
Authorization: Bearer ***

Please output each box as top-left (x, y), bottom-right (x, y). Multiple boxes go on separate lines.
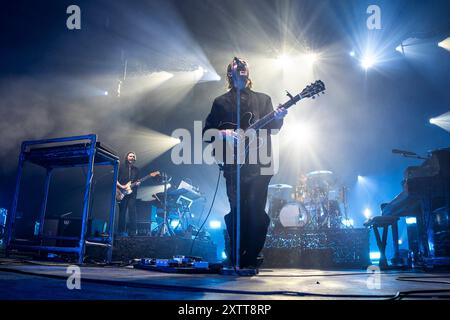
top-left (231, 59), bottom-right (247, 273)
top-left (222, 58), bottom-right (257, 276)
top-left (232, 77), bottom-right (242, 271)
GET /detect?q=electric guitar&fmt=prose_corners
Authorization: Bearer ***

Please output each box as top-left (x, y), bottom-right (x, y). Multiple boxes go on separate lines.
top-left (215, 80), bottom-right (326, 169)
top-left (116, 171), bottom-right (161, 201)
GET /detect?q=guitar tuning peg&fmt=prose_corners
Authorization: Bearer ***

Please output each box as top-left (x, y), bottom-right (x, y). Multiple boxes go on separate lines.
top-left (312, 96), bottom-right (316, 99)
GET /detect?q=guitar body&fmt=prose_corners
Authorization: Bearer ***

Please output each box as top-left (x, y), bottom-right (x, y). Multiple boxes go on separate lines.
top-left (116, 171), bottom-right (161, 202)
top-left (116, 182), bottom-right (133, 201)
top-left (213, 81), bottom-right (325, 171)
top-left (215, 112), bottom-right (264, 169)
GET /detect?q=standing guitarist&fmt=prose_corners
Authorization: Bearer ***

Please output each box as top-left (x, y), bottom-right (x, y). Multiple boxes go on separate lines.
top-left (203, 58), bottom-right (287, 269)
top-left (116, 151), bottom-right (140, 237)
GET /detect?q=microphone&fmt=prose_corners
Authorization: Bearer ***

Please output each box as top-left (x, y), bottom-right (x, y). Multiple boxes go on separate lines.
top-left (231, 57), bottom-right (248, 89)
top-left (233, 57), bottom-right (245, 68)
top-left (392, 149), bottom-right (417, 156)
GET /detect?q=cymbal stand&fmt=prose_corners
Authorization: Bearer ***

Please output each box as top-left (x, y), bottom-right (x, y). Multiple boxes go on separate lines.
top-left (155, 172), bottom-right (173, 237)
top-left (341, 186), bottom-right (351, 228)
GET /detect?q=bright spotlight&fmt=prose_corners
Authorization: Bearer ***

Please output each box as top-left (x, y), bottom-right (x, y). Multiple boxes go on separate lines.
top-left (406, 217), bottom-right (417, 225)
top-left (275, 54), bottom-right (292, 69)
top-left (342, 219), bottom-right (354, 227)
top-left (287, 122), bottom-right (314, 146)
top-left (361, 55), bottom-right (376, 70)
top-left (209, 220), bottom-right (222, 229)
top-left (357, 175), bottom-right (366, 183)
top-left (172, 137), bottom-right (182, 145)
top-left (170, 219), bottom-right (181, 229)
top-left (221, 251), bottom-right (227, 259)
top-left (364, 208), bottom-right (372, 219)
top-left (305, 53), bottom-right (319, 65)
top-left (349, 51), bottom-right (356, 57)
top-left (104, 91), bottom-right (109, 96)
top-left (395, 44), bottom-right (404, 54)
top-left (398, 239), bottom-right (403, 245)
top-left (438, 37), bottom-right (450, 51)
top-left (428, 111), bottom-right (450, 132)
top-left (370, 251), bottom-right (381, 260)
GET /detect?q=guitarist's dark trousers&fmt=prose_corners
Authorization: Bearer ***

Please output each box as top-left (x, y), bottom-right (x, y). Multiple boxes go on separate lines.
top-left (223, 170), bottom-right (272, 268)
top-left (118, 194), bottom-right (137, 235)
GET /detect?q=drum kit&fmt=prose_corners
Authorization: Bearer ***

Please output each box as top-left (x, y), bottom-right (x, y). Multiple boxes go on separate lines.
top-left (268, 170), bottom-right (347, 231)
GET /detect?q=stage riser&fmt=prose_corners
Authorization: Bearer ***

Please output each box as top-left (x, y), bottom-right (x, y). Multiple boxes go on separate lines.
top-left (262, 228), bottom-right (370, 269)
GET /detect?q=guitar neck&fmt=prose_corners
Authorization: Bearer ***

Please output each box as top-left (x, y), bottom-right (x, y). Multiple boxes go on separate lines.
top-left (247, 93), bottom-right (303, 131)
top-left (130, 174), bottom-right (152, 187)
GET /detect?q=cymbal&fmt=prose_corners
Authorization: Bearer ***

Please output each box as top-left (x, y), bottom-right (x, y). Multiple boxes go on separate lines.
top-left (306, 170), bottom-right (333, 177)
top-left (268, 184), bottom-right (293, 190)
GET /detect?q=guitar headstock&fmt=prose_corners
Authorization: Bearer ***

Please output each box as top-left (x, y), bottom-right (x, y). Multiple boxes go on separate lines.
top-left (150, 171), bottom-right (161, 177)
top-left (300, 80), bottom-right (325, 99)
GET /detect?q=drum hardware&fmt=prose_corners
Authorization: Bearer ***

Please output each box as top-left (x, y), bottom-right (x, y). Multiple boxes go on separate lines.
top-left (279, 202), bottom-right (310, 228)
top-left (268, 170), bottom-right (348, 231)
top-left (153, 172), bottom-right (174, 237)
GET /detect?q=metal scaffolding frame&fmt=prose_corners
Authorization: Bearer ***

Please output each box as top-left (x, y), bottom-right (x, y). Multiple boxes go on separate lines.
top-left (5, 134), bottom-right (119, 264)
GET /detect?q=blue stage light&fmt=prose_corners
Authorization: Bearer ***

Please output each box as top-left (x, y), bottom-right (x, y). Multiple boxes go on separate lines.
top-left (342, 219), bottom-right (354, 227)
top-left (209, 220), bottom-right (222, 229)
top-left (406, 217), bottom-right (417, 225)
top-left (364, 208), bottom-right (372, 219)
top-left (170, 219), bottom-right (181, 229)
top-left (370, 251), bottom-right (381, 260)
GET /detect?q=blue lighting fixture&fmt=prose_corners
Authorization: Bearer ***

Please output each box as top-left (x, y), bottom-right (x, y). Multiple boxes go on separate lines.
top-left (170, 219), bottom-right (181, 229)
top-left (209, 220), bottom-right (222, 229)
top-left (406, 217), bottom-right (417, 225)
top-left (370, 251), bottom-right (381, 261)
top-left (342, 219), bottom-right (354, 227)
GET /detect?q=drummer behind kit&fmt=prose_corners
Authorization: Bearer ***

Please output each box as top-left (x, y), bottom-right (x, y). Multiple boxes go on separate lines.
top-left (268, 171), bottom-right (348, 230)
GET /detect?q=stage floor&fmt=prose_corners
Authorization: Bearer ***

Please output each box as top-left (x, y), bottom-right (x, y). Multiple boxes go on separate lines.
top-left (1, 258), bottom-right (450, 300)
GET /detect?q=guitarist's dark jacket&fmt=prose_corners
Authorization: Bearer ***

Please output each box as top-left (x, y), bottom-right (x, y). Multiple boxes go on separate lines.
top-left (118, 163), bottom-right (140, 198)
top-left (203, 87), bottom-right (283, 177)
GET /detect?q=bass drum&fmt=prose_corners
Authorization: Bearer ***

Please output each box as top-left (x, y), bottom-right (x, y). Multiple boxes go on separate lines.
top-left (279, 202), bottom-right (310, 228)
